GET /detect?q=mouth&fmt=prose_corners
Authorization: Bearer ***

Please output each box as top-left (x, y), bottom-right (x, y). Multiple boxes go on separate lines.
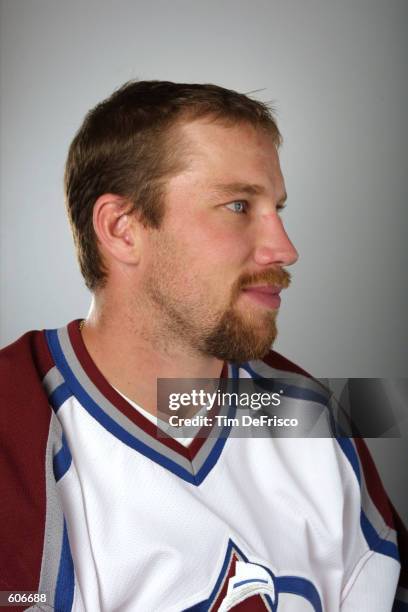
top-left (241, 285), bottom-right (282, 309)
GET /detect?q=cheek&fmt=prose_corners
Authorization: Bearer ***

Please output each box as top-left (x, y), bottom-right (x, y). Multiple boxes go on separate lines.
top-left (146, 231), bottom-right (207, 297)
top-left (149, 215), bottom-right (250, 305)
top-left (174, 212), bottom-right (250, 266)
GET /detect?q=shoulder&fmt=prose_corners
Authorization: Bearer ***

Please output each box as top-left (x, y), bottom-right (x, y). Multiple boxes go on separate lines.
top-left (0, 328), bottom-right (53, 376)
top-left (0, 329), bottom-right (55, 428)
top-left (0, 329), bottom-right (55, 591)
top-left (242, 348), bottom-right (313, 383)
top-left (261, 348), bottom-right (312, 377)
top-left (250, 349), bottom-right (406, 569)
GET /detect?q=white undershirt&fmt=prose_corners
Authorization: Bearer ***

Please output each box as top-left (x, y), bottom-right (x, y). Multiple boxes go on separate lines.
top-left (114, 387), bottom-right (195, 447)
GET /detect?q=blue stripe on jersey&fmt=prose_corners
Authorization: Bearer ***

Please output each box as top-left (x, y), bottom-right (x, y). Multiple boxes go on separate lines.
top-left (393, 601), bottom-right (408, 611)
top-left (45, 329), bottom-right (235, 487)
top-left (233, 578), bottom-right (269, 588)
top-left (241, 362), bottom-right (350, 438)
top-left (53, 433), bottom-right (72, 482)
top-left (336, 437), bottom-right (361, 484)
top-left (240, 362), bottom-right (329, 406)
top-left (336, 437), bottom-right (399, 562)
top-left (361, 512), bottom-right (399, 560)
top-left (49, 382), bottom-right (72, 412)
top-left (54, 520), bottom-right (75, 611)
top-left (275, 576), bottom-right (322, 612)
top-left (194, 427), bottom-right (233, 486)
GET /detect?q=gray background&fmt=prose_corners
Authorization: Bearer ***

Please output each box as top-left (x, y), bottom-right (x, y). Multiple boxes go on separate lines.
top-left (1, 0), bottom-right (407, 519)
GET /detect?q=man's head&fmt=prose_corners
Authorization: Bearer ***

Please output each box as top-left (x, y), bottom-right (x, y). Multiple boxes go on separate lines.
top-left (65, 81), bottom-right (298, 362)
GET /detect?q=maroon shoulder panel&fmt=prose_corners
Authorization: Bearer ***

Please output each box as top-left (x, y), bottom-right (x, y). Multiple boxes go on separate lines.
top-left (263, 350), bottom-right (312, 378)
top-left (354, 437), bottom-right (395, 528)
top-left (0, 330), bottom-right (53, 591)
top-left (390, 502), bottom-right (408, 589)
top-left (354, 437), bottom-right (407, 587)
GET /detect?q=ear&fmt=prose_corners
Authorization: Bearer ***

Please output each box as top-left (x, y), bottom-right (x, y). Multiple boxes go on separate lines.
top-left (92, 194), bottom-right (141, 266)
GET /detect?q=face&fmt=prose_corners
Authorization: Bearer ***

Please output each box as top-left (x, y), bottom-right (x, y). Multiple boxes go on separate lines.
top-left (140, 118), bottom-right (298, 363)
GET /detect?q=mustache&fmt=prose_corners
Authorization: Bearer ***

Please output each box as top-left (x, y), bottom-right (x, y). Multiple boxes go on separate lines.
top-left (227, 268), bottom-right (292, 305)
top-left (236, 268), bottom-right (291, 292)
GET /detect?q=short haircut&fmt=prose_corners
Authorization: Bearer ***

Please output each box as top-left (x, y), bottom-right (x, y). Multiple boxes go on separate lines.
top-left (64, 80), bottom-right (282, 290)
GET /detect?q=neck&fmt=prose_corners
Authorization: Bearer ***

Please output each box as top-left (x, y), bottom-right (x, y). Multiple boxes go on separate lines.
top-left (81, 294), bottom-right (224, 416)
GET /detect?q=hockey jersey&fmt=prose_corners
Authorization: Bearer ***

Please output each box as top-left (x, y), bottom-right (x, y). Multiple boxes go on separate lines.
top-left (0, 320), bottom-right (407, 611)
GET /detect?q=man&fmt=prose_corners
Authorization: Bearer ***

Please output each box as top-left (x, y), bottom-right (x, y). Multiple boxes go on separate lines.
top-left (0, 81), bottom-right (406, 611)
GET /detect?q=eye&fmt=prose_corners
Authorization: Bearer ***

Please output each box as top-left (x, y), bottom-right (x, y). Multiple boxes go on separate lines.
top-left (225, 200), bottom-right (248, 214)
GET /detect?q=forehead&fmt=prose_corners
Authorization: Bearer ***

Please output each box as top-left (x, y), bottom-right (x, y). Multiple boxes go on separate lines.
top-left (176, 118), bottom-right (284, 191)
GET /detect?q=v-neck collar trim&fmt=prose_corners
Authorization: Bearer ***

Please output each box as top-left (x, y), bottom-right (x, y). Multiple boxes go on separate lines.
top-left (45, 320), bottom-right (237, 486)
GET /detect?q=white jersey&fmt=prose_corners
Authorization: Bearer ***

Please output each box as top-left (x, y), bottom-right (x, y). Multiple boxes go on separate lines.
top-left (0, 320), bottom-right (403, 611)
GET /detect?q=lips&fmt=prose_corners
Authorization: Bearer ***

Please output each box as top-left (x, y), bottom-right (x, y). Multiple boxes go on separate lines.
top-left (243, 285), bottom-right (282, 295)
top-left (241, 285), bottom-right (282, 309)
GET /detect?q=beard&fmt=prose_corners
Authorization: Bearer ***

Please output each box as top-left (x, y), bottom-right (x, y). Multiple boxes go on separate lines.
top-left (202, 305), bottom-right (278, 363)
top-left (144, 258), bottom-right (291, 363)
top-left (201, 267), bottom-right (291, 363)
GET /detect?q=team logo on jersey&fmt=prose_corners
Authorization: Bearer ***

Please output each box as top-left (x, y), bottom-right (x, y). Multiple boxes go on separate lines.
top-left (185, 539), bottom-right (322, 612)
top-left (217, 560), bottom-right (276, 611)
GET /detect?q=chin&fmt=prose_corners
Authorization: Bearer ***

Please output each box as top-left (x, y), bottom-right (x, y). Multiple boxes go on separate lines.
top-left (205, 324), bottom-right (277, 363)
top-left (228, 341), bottom-right (275, 364)
top-left (200, 303), bottom-right (278, 363)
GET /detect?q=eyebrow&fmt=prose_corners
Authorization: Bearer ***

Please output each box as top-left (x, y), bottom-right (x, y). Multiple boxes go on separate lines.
top-left (212, 182), bottom-right (288, 205)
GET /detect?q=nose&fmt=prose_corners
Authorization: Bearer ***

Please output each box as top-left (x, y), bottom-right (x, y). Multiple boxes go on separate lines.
top-left (253, 213), bottom-right (299, 267)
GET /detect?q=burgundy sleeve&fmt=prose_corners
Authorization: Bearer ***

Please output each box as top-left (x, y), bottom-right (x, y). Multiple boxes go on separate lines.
top-left (0, 331), bottom-right (54, 593)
